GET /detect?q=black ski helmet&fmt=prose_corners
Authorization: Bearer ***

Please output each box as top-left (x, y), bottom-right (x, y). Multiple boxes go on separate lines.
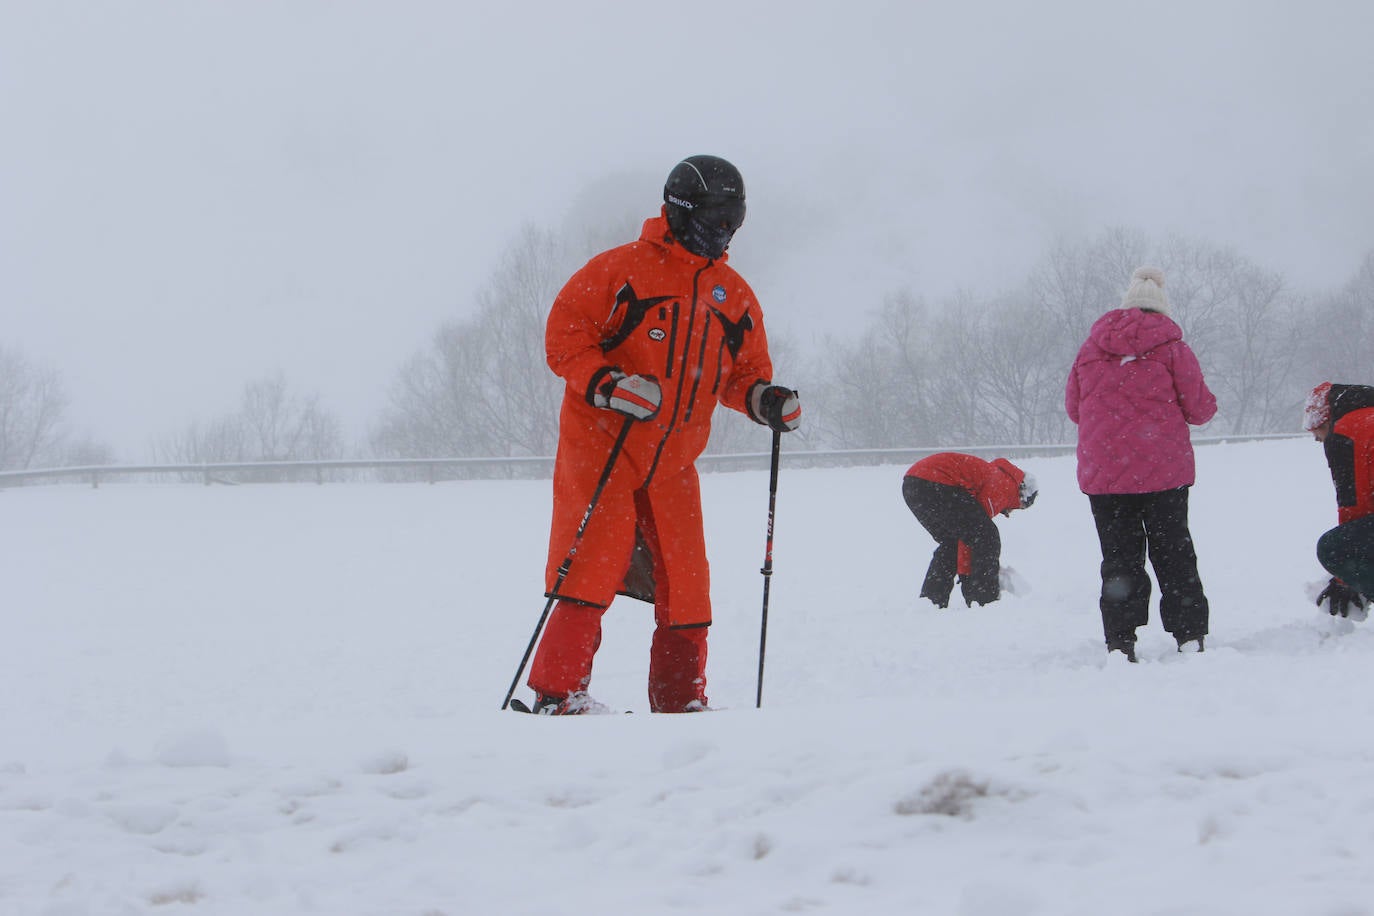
top-left (663, 155), bottom-right (746, 259)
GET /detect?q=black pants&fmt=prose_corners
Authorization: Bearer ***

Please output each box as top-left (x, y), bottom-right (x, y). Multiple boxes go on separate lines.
top-left (1088, 488), bottom-right (1208, 645)
top-left (903, 476), bottom-right (1000, 606)
top-left (1317, 515), bottom-right (1374, 596)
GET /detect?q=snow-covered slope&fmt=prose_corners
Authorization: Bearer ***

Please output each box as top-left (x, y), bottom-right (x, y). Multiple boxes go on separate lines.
top-left (4, 438), bottom-right (1372, 915)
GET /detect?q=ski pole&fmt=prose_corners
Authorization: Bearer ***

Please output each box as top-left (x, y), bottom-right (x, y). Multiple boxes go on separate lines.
top-left (501, 415), bottom-right (634, 710)
top-left (756, 428), bottom-right (782, 708)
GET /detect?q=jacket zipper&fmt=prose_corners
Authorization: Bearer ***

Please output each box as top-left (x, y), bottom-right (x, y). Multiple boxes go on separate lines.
top-left (710, 337), bottom-right (726, 394)
top-left (682, 317), bottom-right (711, 424)
top-left (664, 303), bottom-right (679, 379)
top-left (645, 263), bottom-right (711, 486)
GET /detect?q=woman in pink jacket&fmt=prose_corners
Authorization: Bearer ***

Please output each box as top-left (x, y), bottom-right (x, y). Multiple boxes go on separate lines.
top-left (1065, 267), bottom-right (1217, 662)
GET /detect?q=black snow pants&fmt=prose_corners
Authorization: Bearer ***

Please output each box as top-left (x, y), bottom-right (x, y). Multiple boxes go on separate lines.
top-left (902, 476), bottom-right (1000, 607)
top-left (1088, 487), bottom-right (1209, 646)
top-left (1317, 515), bottom-right (1374, 597)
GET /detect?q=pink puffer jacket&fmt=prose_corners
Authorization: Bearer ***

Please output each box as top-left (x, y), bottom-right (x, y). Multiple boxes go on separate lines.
top-left (1065, 308), bottom-right (1217, 495)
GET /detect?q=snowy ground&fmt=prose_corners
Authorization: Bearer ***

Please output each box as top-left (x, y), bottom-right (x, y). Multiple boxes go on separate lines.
top-left (4, 437), bottom-right (1374, 915)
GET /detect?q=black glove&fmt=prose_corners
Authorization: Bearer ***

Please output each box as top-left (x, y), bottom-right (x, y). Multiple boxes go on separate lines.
top-left (1316, 577), bottom-right (1366, 617)
top-left (748, 382), bottom-right (801, 432)
top-left (591, 370), bottom-right (661, 420)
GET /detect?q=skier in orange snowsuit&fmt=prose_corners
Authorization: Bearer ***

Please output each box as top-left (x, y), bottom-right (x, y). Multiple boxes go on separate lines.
top-left (527, 155), bottom-right (800, 714)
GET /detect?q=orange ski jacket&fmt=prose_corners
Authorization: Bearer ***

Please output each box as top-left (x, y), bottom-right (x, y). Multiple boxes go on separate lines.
top-left (543, 211), bottom-right (776, 624)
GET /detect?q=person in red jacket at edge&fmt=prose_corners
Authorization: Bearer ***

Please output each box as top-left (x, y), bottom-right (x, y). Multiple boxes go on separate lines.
top-left (525, 155), bottom-right (800, 715)
top-left (1305, 381), bottom-right (1374, 620)
top-left (902, 453), bottom-right (1038, 609)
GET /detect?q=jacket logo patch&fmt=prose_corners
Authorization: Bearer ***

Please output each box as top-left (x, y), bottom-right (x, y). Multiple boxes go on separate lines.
top-left (712, 285), bottom-right (727, 303)
top-left (648, 328), bottom-right (666, 341)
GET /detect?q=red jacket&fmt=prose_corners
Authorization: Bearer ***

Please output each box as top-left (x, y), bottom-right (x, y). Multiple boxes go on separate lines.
top-left (906, 453), bottom-right (1025, 575)
top-left (906, 453), bottom-right (1025, 517)
top-left (543, 211), bottom-right (775, 624)
top-left (1329, 407), bottom-right (1374, 525)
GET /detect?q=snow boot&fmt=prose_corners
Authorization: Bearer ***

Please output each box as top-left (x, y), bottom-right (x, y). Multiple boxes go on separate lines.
top-left (920, 584), bottom-right (952, 609)
top-left (1176, 635), bottom-right (1205, 654)
top-left (1106, 635), bottom-right (1138, 663)
top-left (531, 691), bottom-right (610, 716)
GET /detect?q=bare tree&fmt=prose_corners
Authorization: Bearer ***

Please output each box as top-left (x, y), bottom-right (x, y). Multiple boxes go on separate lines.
top-left (61, 437), bottom-right (116, 467)
top-left (809, 227), bottom-right (1306, 450)
top-left (160, 415), bottom-right (247, 466)
top-left (923, 292), bottom-right (993, 446)
top-left (465, 226), bottom-right (575, 457)
top-left (370, 327), bottom-right (488, 459)
top-left (238, 372), bottom-right (343, 461)
top-left (809, 290), bottom-right (943, 449)
top-left (1159, 237), bottom-right (1299, 433)
top-left (970, 292), bottom-right (1076, 444)
top-left (158, 371), bottom-right (343, 479)
top-left (371, 220), bottom-right (646, 469)
top-left (0, 344), bottom-right (70, 470)
top-left (814, 286), bottom-right (1072, 450)
top-left (371, 225), bottom-right (572, 466)
top-left (1028, 227), bottom-right (1148, 342)
top-left (1299, 251), bottom-right (1374, 391)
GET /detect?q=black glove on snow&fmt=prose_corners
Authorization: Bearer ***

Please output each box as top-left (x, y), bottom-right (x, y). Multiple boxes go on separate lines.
top-left (748, 382), bottom-right (801, 432)
top-left (1316, 577), bottom-right (1366, 617)
top-left (590, 369), bottom-right (661, 421)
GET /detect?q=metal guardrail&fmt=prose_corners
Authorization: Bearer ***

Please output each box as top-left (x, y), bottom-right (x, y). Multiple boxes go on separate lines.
top-left (0, 433), bottom-right (1305, 489)
top-left (0, 456), bottom-right (555, 488)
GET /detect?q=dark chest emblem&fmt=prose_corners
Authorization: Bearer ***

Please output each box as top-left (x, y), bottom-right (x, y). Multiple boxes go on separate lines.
top-left (708, 307), bottom-right (752, 359)
top-left (601, 282), bottom-right (673, 353)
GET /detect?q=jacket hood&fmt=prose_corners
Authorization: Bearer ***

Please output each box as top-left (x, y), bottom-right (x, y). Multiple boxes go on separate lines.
top-left (1086, 308), bottom-right (1182, 358)
top-left (989, 457), bottom-right (1025, 488)
top-left (1329, 383), bottom-right (1374, 425)
top-left (642, 210), bottom-right (729, 266)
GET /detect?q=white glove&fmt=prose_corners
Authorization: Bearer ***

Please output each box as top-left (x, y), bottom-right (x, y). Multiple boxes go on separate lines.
top-left (593, 371), bottom-right (661, 420)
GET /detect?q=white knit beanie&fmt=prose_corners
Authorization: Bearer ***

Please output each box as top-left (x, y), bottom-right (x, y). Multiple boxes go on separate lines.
top-left (1121, 266), bottom-right (1171, 317)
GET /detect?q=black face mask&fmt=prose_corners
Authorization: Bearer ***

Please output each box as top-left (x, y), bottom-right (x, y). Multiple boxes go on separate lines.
top-left (668, 198), bottom-right (745, 259)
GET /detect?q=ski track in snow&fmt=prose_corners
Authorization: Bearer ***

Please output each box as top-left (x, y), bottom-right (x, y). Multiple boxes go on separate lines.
top-left (4, 439), bottom-right (1374, 915)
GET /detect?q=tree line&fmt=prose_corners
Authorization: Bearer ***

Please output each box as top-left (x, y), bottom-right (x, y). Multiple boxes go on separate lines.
top-left (805, 227), bottom-right (1330, 450)
top-left (3, 224), bottom-right (1371, 475)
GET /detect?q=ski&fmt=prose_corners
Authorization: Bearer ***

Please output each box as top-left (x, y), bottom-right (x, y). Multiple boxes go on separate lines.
top-left (507, 697), bottom-right (633, 715)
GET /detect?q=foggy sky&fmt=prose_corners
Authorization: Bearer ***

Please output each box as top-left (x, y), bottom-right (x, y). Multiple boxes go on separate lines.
top-left (3, 0), bottom-right (1371, 458)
